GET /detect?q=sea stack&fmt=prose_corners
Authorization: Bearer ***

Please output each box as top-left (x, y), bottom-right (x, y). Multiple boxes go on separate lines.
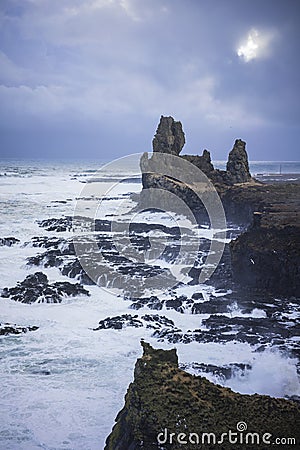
top-left (143, 116), bottom-right (253, 186)
top-left (226, 139), bottom-right (252, 184)
top-left (152, 115), bottom-right (185, 155)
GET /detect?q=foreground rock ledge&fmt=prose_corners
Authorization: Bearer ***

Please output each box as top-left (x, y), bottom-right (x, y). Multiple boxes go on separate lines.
top-left (105, 342), bottom-right (299, 449)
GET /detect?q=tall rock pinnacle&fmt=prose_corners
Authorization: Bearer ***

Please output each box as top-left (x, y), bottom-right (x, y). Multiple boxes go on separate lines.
top-left (226, 139), bottom-right (252, 184)
top-left (152, 116), bottom-right (185, 156)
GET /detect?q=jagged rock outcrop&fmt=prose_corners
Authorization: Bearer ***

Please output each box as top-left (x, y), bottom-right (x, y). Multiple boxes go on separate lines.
top-left (181, 149), bottom-right (215, 175)
top-left (142, 116), bottom-right (253, 190)
top-left (152, 116), bottom-right (185, 155)
top-left (105, 342), bottom-right (300, 449)
top-left (1, 272), bottom-right (90, 303)
top-left (226, 139), bottom-right (252, 184)
top-left (139, 116), bottom-right (255, 230)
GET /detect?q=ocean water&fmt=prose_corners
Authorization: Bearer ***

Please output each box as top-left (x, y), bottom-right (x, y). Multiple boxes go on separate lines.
top-left (0, 159), bottom-right (299, 449)
top-left (215, 160), bottom-right (300, 175)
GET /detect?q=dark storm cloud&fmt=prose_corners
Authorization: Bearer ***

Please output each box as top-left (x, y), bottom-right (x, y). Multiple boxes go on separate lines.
top-left (0, 0), bottom-right (299, 159)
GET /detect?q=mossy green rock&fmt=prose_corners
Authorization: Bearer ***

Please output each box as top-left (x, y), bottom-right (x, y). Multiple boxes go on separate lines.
top-left (105, 342), bottom-right (300, 449)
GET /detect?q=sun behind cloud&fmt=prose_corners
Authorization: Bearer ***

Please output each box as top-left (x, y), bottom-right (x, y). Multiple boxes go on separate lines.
top-left (237, 28), bottom-right (277, 62)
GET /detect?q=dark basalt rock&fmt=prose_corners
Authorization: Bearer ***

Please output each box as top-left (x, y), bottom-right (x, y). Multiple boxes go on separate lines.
top-left (182, 149), bottom-right (215, 175)
top-left (165, 298), bottom-right (184, 312)
top-left (128, 294), bottom-right (196, 314)
top-left (0, 322), bottom-right (39, 336)
top-left (92, 291), bottom-right (300, 353)
top-left (226, 182), bottom-right (300, 296)
top-left (105, 342), bottom-right (300, 449)
top-left (60, 259), bottom-right (96, 285)
top-left (28, 225), bottom-right (180, 291)
top-left (0, 237), bottom-right (20, 246)
top-left (27, 249), bottom-right (64, 268)
top-left (203, 314), bottom-right (291, 339)
top-left (29, 236), bottom-right (75, 253)
top-left (38, 217), bottom-right (73, 232)
top-left (152, 115), bottom-right (185, 156)
top-left (38, 215), bottom-right (98, 232)
top-left (140, 117), bottom-right (254, 206)
top-left (1, 272), bottom-right (90, 304)
top-left (128, 288), bottom-right (289, 320)
top-left (141, 314), bottom-right (175, 329)
top-left (129, 295), bottom-right (163, 310)
top-left (27, 236), bottom-right (76, 268)
top-left (191, 292), bottom-right (204, 300)
top-left (191, 299), bottom-right (232, 314)
top-left (138, 119), bottom-right (257, 247)
top-left (154, 316), bottom-right (299, 349)
top-left (40, 246), bottom-right (172, 290)
top-left (93, 314), bottom-right (178, 338)
top-left (93, 314), bottom-right (144, 330)
top-left (194, 242), bottom-right (233, 290)
top-left (231, 223), bottom-right (300, 297)
top-left (226, 139), bottom-right (252, 184)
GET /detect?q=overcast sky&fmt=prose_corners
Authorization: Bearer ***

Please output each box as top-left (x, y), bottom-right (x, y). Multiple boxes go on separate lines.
top-left (0, 0), bottom-right (299, 160)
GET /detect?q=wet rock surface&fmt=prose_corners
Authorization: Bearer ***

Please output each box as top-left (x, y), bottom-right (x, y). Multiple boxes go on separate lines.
top-left (37, 216), bottom-right (74, 232)
top-left (180, 361), bottom-right (252, 381)
top-left (28, 217), bottom-right (205, 292)
top-left (0, 237), bottom-right (20, 246)
top-left (1, 272), bottom-right (90, 304)
top-left (94, 314), bottom-right (144, 330)
top-left (93, 289), bottom-right (299, 359)
top-left (22, 216), bottom-right (300, 358)
top-left (0, 322), bottom-right (39, 336)
top-left (93, 314), bottom-right (176, 332)
top-left (105, 342), bottom-right (300, 450)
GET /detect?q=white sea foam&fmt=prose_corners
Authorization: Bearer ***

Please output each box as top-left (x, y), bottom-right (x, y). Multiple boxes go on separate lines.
top-left (177, 342), bottom-right (300, 398)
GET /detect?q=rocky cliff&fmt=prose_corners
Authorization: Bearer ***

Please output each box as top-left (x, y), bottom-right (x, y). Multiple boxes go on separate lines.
top-left (105, 342), bottom-right (300, 449)
top-left (228, 183), bottom-right (300, 296)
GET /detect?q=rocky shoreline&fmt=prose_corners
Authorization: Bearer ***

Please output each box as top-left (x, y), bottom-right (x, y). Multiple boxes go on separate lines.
top-left (105, 116), bottom-right (299, 448)
top-left (0, 117), bottom-right (299, 448)
top-left (1, 118), bottom-right (298, 356)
